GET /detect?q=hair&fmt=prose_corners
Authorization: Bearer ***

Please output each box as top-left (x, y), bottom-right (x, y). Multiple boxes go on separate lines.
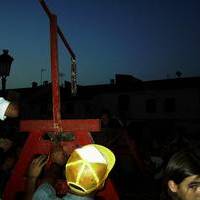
top-left (160, 146), bottom-right (200, 200)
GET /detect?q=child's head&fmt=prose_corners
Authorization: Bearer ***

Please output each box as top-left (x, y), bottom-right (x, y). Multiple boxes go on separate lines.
top-left (65, 144), bottom-right (115, 196)
top-left (161, 147), bottom-right (200, 200)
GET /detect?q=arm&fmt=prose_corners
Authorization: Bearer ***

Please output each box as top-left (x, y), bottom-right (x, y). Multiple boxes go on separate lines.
top-left (32, 144), bottom-right (67, 200)
top-left (0, 97), bottom-right (19, 120)
top-left (25, 177), bottom-right (38, 200)
top-left (41, 144), bottom-right (67, 187)
top-left (24, 155), bottom-right (47, 200)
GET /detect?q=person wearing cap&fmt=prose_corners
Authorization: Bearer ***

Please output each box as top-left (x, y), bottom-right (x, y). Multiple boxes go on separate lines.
top-left (0, 97), bottom-right (19, 165)
top-left (26, 144), bottom-right (115, 200)
top-left (0, 97), bottom-right (19, 120)
top-left (0, 96), bottom-right (19, 153)
top-left (0, 96), bottom-right (19, 199)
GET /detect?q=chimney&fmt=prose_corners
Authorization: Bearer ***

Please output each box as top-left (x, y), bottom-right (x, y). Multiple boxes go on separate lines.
top-left (32, 82), bottom-right (38, 88)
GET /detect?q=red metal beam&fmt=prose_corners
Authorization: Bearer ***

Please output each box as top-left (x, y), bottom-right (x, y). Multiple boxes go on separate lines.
top-left (50, 14), bottom-right (62, 132)
top-left (57, 27), bottom-right (76, 60)
top-left (39, 0), bottom-right (76, 59)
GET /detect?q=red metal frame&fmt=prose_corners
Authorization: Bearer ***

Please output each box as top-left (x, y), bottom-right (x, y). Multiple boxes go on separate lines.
top-left (50, 14), bottom-right (62, 132)
top-left (3, 1), bottom-right (119, 199)
top-left (3, 120), bottom-right (101, 199)
top-left (39, 0), bottom-right (77, 96)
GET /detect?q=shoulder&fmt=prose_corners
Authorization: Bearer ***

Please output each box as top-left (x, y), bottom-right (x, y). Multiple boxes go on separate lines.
top-left (62, 193), bottom-right (94, 200)
top-left (33, 183), bottom-right (61, 200)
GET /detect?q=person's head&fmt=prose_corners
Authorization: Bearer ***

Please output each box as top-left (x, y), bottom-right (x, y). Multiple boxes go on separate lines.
top-left (161, 147), bottom-right (200, 200)
top-left (65, 144), bottom-right (115, 196)
top-left (100, 109), bottom-right (111, 127)
top-left (1, 151), bottom-right (17, 171)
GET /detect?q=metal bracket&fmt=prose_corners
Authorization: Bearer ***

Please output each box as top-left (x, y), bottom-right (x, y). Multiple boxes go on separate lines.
top-left (43, 132), bottom-right (75, 142)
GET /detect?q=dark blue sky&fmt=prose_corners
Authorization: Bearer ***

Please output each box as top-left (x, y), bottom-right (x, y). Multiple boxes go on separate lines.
top-left (0, 0), bottom-right (200, 88)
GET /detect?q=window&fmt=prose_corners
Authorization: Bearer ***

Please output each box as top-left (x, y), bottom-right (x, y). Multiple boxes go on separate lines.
top-left (164, 98), bottom-right (176, 112)
top-left (118, 95), bottom-right (130, 111)
top-left (145, 98), bottom-right (157, 113)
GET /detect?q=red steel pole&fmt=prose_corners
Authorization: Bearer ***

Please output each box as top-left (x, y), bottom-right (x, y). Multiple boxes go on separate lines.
top-left (39, 0), bottom-right (77, 96)
top-left (50, 14), bottom-right (62, 132)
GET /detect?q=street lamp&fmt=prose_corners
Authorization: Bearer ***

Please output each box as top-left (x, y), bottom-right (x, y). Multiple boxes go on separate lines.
top-left (59, 72), bottom-right (65, 87)
top-left (0, 50), bottom-right (14, 96)
top-left (40, 68), bottom-right (46, 85)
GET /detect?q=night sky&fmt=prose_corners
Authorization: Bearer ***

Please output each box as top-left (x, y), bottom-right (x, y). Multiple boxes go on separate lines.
top-left (0, 0), bottom-right (200, 89)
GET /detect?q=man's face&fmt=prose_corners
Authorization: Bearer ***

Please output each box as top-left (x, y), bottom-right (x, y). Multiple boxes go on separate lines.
top-left (176, 175), bottom-right (200, 200)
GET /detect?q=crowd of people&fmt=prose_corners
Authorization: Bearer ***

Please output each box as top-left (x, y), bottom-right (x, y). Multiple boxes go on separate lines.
top-left (0, 98), bottom-right (200, 200)
top-left (96, 109), bottom-right (200, 200)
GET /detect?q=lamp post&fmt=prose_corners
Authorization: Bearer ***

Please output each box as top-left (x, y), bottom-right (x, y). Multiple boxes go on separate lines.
top-left (59, 72), bottom-right (65, 87)
top-left (0, 50), bottom-right (14, 96)
top-left (40, 68), bottom-right (46, 85)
